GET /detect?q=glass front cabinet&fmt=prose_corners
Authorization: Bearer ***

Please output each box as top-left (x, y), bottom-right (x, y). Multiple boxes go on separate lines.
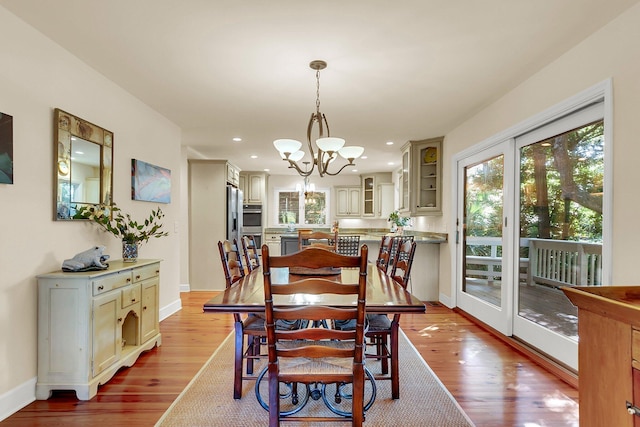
top-left (400, 136), bottom-right (443, 216)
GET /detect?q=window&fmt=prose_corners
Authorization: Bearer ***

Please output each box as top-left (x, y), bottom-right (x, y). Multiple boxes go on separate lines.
top-left (276, 188), bottom-right (329, 226)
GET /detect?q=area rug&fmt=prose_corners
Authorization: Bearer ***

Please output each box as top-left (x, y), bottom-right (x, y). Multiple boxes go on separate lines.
top-left (156, 330), bottom-right (474, 426)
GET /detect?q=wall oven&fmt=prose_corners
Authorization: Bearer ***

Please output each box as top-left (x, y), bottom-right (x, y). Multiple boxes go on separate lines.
top-left (242, 204), bottom-right (263, 249)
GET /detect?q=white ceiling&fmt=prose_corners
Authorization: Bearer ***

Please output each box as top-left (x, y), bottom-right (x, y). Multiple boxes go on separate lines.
top-left (1, 0), bottom-right (637, 175)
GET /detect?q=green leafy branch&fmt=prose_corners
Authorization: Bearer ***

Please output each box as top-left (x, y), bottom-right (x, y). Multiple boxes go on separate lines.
top-left (74, 203), bottom-right (169, 245)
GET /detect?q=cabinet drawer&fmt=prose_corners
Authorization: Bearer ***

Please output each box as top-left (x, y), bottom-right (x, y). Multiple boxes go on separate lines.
top-left (121, 284), bottom-right (141, 309)
top-left (93, 272), bottom-right (133, 296)
top-left (132, 263), bottom-right (160, 283)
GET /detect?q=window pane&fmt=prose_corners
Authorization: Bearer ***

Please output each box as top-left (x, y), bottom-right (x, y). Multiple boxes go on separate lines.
top-left (518, 119), bottom-right (604, 341)
top-left (303, 191), bottom-right (326, 224)
top-left (278, 191), bottom-right (299, 225)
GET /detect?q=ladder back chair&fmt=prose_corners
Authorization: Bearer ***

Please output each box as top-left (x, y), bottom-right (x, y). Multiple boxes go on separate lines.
top-left (366, 240), bottom-right (417, 399)
top-left (298, 229), bottom-right (338, 252)
top-left (241, 234), bottom-right (261, 272)
top-left (336, 235), bottom-right (361, 256)
top-left (218, 239), bottom-right (265, 399)
top-left (375, 235), bottom-right (394, 273)
top-left (261, 245), bottom-right (369, 426)
top-left (388, 235), bottom-right (414, 269)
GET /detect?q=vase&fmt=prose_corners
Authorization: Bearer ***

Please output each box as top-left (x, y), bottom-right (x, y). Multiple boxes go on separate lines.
top-left (122, 241), bottom-right (138, 263)
top-left (397, 226), bottom-right (404, 235)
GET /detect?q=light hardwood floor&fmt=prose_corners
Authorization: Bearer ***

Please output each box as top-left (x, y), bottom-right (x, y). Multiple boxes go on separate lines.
top-left (2, 292), bottom-right (579, 427)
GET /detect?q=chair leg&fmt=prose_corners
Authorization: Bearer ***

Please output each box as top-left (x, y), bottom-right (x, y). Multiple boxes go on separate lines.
top-left (390, 324), bottom-right (399, 399)
top-left (352, 362), bottom-right (365, 426)
top-left (379, 335), bottom-right (389, 375)
top-left (233, 322), bottom-right (244, 399)
top-left (268, 366), bottom-right (280, 427)
top-left (246, 335), bottom-right (255, 375)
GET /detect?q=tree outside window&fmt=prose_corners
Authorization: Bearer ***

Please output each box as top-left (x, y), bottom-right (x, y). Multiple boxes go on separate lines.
top-left (277, 189), bottom-right (328, 226)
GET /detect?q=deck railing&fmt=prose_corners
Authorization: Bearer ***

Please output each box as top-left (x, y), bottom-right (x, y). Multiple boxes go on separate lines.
top-left (464, 236), bottom-right (602, 288)
top-left (527, 238), bottom-right (602, 287)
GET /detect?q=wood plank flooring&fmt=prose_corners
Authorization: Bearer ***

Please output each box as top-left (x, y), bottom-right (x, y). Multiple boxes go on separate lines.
top-left (2, 292), bottom-right (579, 427)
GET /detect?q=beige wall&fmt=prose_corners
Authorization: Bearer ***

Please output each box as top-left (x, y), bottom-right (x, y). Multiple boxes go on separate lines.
top-left (0, 6), bottom-right (182, 405)
top-left (435, 3), bottom-right (640, 299)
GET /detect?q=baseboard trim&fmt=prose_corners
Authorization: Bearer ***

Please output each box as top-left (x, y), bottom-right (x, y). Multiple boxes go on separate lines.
top-left (454, 308), bottom-right (579, 389)
top-left (160, 298), bottom-right (182, 322)
top-left (0, 377), bottom-right (35, 422)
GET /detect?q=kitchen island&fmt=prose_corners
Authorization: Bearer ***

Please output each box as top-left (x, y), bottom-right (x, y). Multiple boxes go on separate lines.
top-left (263, 228), bottom-right (446, 301)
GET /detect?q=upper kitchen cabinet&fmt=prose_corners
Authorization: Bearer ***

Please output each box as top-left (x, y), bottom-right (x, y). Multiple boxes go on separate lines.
top-left (226, 162), bottom-right (240, 187)
top-left (335, 186), bottom-right (361, 217)
top-left (361, 173), bottom-right (394, 218)
top-left (239, 172), bottom-right (268, 205)
top-left (400, 137), bottom-right (444, 216)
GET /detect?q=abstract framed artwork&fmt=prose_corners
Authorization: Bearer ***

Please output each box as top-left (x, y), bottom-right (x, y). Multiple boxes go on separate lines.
top-left (0, 112), bottom-right (13, 184)
top-left (131, 159), bottom-right (171, 203)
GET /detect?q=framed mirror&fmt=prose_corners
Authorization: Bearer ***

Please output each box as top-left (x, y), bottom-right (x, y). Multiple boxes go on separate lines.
top-left (54, 108), bottom-right (113, 220)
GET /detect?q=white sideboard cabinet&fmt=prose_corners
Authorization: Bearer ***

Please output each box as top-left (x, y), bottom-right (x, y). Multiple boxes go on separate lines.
top-left (36, 259), bottom-right (162, 400)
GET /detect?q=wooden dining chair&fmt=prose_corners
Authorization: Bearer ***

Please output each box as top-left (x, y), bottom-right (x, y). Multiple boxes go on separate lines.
top-left (218, 239), bottom-right (265, 399)
top-left (366, 240), bottom-right (416, 399)
top-left (261, 244), bottom-right (369, 426)
top-left (241, 234), bottom-right (260, 272)
top-left (375, 235), bottom-right (394, 273)
top-left (336, 235), bottom-right (361, 256)
top-left (297, 229), bottom-right (338, 252)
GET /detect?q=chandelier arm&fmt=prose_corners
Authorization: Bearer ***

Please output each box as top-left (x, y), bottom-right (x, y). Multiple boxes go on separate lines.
top-left (285, 158), bottom-right (314, 177)
top-left (318, 159), bottom-right (356, 176)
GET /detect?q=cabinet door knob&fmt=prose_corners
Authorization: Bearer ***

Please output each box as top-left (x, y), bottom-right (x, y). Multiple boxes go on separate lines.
top-left (131, 298), bottom-right (136, 303)
top-left (97, 285), bottom-right (104, 291)
top-left (117, 317), bottom-right (123, 322)
top-left (143, 306), bottom-right (147, 310)
top-left (136, 275), bottom-right (141, 280)
top-left (126, 278), bottom-right (131, 283)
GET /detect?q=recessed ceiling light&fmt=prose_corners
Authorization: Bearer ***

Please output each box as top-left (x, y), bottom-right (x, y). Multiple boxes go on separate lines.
top-left (250, 155), bottom-right (258, 159)
top-left (263, 168), bottom-right (270, 172)
top-left (387, 162), bottom-right (395, 166)
top-left (351, 169), bottom-right (358, 172)
top-left (360, 156), bottom-right (368, 160)
top-left (233, 137), bottom-right (242, 142)
top-left (386, 141), bottom-right (394, 145)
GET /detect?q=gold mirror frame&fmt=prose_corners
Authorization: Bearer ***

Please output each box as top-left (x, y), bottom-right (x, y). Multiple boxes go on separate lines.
top-left (54, 108), bottom-right (113, 220)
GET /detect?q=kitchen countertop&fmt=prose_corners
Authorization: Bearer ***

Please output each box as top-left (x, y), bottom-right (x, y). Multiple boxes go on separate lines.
top-left (264, 228), bottom-right (447, 244)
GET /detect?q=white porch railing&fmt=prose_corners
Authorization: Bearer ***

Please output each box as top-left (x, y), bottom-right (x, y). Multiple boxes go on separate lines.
top-left (464, 236), bottom-right (602, 288)
top-left (464, 236), bottom-right (529, 284)
top-left (527, 238), bottom-right (602, 287)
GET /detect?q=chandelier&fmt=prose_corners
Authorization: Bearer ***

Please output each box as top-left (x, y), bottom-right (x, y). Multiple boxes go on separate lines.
top-left (273, 60), bottom-right (364, 177)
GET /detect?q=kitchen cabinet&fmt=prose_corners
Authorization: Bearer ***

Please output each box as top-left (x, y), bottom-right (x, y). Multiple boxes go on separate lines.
top-left (226, 162), bottom-right (240, 187)
top-left (400, 137), bottom-right (443, 216)
top-left (240, 171), bottom-right (267, 205)
top-left (377, 182), bottom-right (395, 219)
top-left (264, 233), bottom-right (282, 255)
top-left (36, 260), bottom-right (161, 400)
top-left (362, 176), bottom-right (375, 216)
top-left (335, 186), bottom-right (361, 217)
top-left (362, 173), bottom-right (394, 218)
top-left (562, 286), bottom-right (640, 427)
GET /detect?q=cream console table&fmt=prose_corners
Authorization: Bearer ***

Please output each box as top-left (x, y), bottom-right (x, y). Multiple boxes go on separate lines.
top-left (36, 259), bottom-right (162, 400)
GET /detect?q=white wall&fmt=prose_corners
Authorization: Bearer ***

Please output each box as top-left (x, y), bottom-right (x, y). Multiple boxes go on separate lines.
top-left (0, 6), bottom-right (182, 417)
top-left (436, 3), bottom-right (640, 299)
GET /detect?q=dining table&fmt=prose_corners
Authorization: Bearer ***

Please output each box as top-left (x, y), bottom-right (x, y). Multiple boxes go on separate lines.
top-left (202, 263), bottom-right (426, 314)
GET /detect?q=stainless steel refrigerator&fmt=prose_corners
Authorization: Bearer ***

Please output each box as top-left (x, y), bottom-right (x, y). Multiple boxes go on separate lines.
top-left (226, 185), bottom-right (243, 242)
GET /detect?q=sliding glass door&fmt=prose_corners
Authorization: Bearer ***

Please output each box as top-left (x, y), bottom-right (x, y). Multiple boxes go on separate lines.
top-left (455, 100), bottom-right (606, 370)
top-left (456, 142), bottom-right (513, 335)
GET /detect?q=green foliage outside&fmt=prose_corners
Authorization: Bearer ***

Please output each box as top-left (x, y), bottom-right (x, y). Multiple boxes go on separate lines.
top-left (465, 121), bottom-right (604, 258)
